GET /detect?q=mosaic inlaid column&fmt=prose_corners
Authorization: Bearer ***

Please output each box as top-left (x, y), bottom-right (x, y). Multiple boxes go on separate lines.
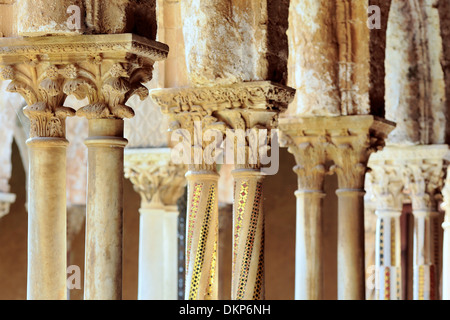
top-left (124, 148), bottom-right (186, 300)
top-left (366, 158), bottom-right (404, 300)
top-left (279, 120), bottom-right (327, 300)
top-left (403, 146), bottom-right (448, 300)
top-left (0, 48), bottom-right (77, 299)
top-left (51, 34), bottom-right (168, 300)
top-left (328, 116), bottom-right (394, 301)
top-left (151, 82), bottom-right (295, 300)
top-left (231, 169), bottom-right (264, 300)
top-left (227, 105), bottom-right (281, 301)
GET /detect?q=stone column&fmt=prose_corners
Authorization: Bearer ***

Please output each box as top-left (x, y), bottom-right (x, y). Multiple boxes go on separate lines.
top-left (0, 60), bottom-right (76, 299)
top-left (279, 121), bottom-right (327, 300)
top-left (41, 34), bottom-right (168, 300)
top-left (402, 146), bottom-right (448, 300)
top-left (366, 158), bottom-right (404, 300)
top-left (124, 148), bottom-right (186, 300)
top-left (280, 116), bottom-right (394, 300)
top-left (151, 82), bottom-right (295, 300)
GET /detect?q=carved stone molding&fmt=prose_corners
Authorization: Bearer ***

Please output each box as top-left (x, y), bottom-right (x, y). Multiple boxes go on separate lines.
top-left (366, 163), bottom-right (404, 212)
top-left (0, 34), bottom-right (169, 124)
top-left (150, 82), bottom-right (295, 171)
top-left (124, 148), bottom-right (187, 209)
top-left (0, 64), bottom-right (75, 138)
top-left (279, 115), bottom-right (395, 190)
top-left (0, 192), bottom-right (16, 219)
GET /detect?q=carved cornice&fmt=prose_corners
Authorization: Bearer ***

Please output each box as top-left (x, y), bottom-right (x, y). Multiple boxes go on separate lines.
top-left (150, 82), bottom-right (295, 114)
top-left (279, 116), bottom-right (396, 189)
top-left (124, 148), bottom-right (187, 208)
top-left (0, 34), bottom-right (169, 122)
top-left (0, 34), bottom-right (168, 63)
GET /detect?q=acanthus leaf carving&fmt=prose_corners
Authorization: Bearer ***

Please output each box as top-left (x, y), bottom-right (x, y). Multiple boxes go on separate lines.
top-left (124, 150), bottom-right (187, 208)
top-left (1, 64), bottom-right (76, 138)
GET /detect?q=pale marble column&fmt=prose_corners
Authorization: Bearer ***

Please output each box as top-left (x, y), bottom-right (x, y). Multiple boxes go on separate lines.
top-left (279, 120), bottom-right (327, 300)
top-left (124, 148), bottom-right (186, 300)
top-left (402, 145), bottom-right (448, 300)
top-left (0, 57), bottom-right (76, 299)
top-left (327, 117), bottom-right (394, 300)
top-left (46, 34), bottom-right (169, 300)
top-left (280, 116), bottom-right (394, 300)
top-left (83, 118), bottom-right (127, 300)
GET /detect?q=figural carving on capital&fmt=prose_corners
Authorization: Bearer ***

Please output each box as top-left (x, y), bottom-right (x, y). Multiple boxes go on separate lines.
top-left (366, 164), bottom-right (404, 211)
top-left (124, 150), bottom-right (187, 208)
top-left (150, 82), bottom-right (295, 171)
top-left (0, 64), bottom-right (75, 138)
top-left (403, 161), bottom-right (445, 212)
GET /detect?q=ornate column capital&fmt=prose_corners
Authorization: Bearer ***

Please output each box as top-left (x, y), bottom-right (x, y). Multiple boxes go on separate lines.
top-left (0, 34), bottom-right (169, 122)
top-left (366, 158), bottom-right (405, 213)
top-left (279, 115), bottom-right (395, 190)
top-left (151, 81), bottom-right (295, 171)
top-left (369, 145), bottom-right (450, 212)
top-left (0, 192), bottom-right (15, 219)
top-left (0, 63), bottom-right (75, 138)
top-left (124, 148), bottom-right (187, 209)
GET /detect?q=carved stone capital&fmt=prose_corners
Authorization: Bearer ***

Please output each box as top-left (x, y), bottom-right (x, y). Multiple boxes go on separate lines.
top-left (0, 192), bottom-right (16, 219)
top-left (0, 34), bottom-right (169, 123)
top-left (280, 115), bottom-right (395, 190)
top-left (124, 148), bottom-right (187, 209)
top-left (279, 130), bottom-right (327, 191)
top-left (366, 162), bottom-right (404, 212)
top-left (369, 145), bottom-right (449, 212)
top-left (151, 82), bottom-right (295, 171)
top-left (0, 64), bottom-right (75, 138)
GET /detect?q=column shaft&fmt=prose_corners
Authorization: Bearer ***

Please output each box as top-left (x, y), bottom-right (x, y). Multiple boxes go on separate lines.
top-left (336, 189), bottom-right (366, 300)
top-left (163, 208), bottom-right (180, 300)
top-left (231, 169), bottom-right (265, 300)
top-left (27, 138), bottom-right (68, 300)
top-left (374, 211), bottom-right (402, 300)
top-left (138, 208), bottom-right (165, 300)
top-left (295, 190), bottom-right (325, 300)
top-left (412, 211), bottom-right (436, 300)
top-left (185, 171), bottom-right (219, 300)
top-left (84, 119), bottom-right (127, 300)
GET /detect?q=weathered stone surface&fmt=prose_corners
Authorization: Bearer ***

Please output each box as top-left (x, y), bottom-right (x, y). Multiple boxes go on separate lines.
top-left (16, 0), bottom-right (157, 39)
top-left (386, 0), bottom-right (446, 145)
top-left (181, 0), bottom-right (289, 86)
top-left (286, 0), bottom-right (370, 116)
